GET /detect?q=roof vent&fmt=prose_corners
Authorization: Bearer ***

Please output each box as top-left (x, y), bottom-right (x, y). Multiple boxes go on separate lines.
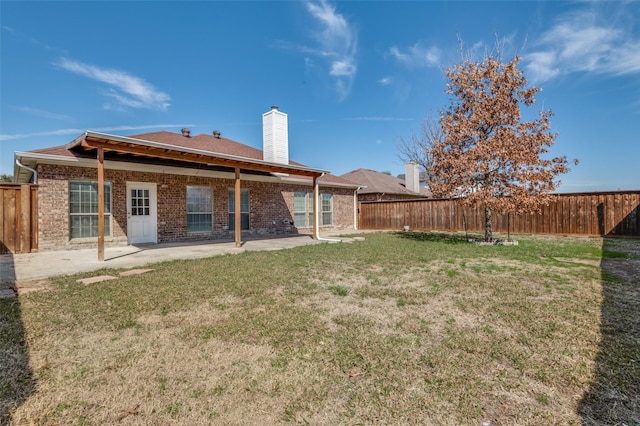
top-left (181, 128), bottom-right (191, 137)
top-left (213, 130), bottom-right (221, 138)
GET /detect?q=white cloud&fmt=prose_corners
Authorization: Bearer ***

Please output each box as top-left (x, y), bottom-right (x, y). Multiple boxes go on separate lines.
top-left (304, 0), bottom-right (358, 101)
top-left (525, 7), bottom-right (640, 83)
top-left (607, 39), bottom-right (640, 74)
top-left (525, 51), bottom-right (560, 83)
top-left (15, 106), bottom-right (71, 120)
top-left (378, 77), bottom-right (392, 86)
top-left (55, 58), bottom-right (171, 111)
top-left (330, 59), bottom-right (356, 77)
top-left (389, 43), bottom-right (441, 68)
top-left (0, 128), bottom-right (85, 141)
top-left (0, 124), bottom-right (192, 141)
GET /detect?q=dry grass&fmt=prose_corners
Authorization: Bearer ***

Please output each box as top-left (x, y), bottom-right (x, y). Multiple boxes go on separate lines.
top-left (1, 232), bottom-right (638, 425)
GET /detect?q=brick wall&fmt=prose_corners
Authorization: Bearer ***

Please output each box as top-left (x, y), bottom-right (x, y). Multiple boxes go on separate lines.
top-left (279, 186), bottom-right (355, 233)
top-left (36, 164), bottom-right (355, 251)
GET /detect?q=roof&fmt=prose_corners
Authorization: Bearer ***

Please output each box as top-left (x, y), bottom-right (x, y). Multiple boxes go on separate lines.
top-left (131, 131), bottom-right (267, 161)
top-left (340, 168), bottom-right (431, 197)
top-left (14, 130), bottom-right (359, 187)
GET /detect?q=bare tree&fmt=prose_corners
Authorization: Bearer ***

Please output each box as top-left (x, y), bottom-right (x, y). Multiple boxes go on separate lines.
top-left (428, 54), bottom-right (576, 242)
top-left (395, 114), bottom-right (443, 191)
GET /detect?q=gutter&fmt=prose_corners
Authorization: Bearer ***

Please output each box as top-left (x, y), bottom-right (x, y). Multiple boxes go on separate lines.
top-left (14, 150), bottom-right (362, 190)
top-left (15, 158), bottom-right (37, 183)
top-left (281, 175), bottom-right (361, 189)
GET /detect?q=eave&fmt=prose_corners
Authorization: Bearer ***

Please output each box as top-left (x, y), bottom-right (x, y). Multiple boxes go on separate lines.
top-left (66, 130), bottom-right (329, 178)
top-left (14, 151), bottom-right (360, 188)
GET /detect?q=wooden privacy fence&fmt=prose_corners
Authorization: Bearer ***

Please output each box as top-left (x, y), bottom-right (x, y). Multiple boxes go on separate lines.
top-left (0, 184), bottom-right (38, 254)
top-left (358, 191), bottom-right (640, 237)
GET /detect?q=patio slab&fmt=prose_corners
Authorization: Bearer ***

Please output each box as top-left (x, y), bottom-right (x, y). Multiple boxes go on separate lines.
top-left (1, 232), bottom-right (368, 284)
top-left (77, 275), bottom-right (118, 285)
top-left (119, 269), bottom-right (155, 277)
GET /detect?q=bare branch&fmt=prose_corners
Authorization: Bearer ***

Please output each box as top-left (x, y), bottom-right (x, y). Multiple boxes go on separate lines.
top-left (429, 45), bottom-right (576, 241)
top-left (395, 113), bottom-right (444, 191)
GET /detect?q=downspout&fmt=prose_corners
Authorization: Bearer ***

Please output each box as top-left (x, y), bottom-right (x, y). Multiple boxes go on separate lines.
top-left (315, 173), bottom-right (341, 242)
top-left (15, 159), bottom-right (38, 183)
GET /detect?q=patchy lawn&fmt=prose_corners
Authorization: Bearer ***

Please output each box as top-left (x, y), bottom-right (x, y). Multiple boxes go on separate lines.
top-left (1, 232), bottom-right (638, 425)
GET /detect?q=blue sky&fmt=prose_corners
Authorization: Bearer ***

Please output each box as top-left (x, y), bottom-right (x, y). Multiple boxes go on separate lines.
top-left (1, 0), bottom-right (639, 191)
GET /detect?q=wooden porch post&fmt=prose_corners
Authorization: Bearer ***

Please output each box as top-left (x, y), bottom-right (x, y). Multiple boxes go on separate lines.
top-left (97, 146), bottom-right (105, 261)
top-left (235, 167), bottom-right (241, 247)
top-left (312, 175), bottom-right (319, 240)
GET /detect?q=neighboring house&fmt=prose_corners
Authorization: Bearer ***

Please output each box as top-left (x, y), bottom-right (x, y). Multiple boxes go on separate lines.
top-left (13, 106), bottom-right (360, 254)
top-left (396, 171), bottom-right (429, 187)
top-left (340, 163), bottom-right (431, 202)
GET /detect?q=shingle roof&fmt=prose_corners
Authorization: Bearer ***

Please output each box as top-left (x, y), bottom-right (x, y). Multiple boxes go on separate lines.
top-left (131, 131), bottom-right (265, 161)
top-left (21, 130), bottom-right (358, 187)
top-left (340, 168), bottom-right (431, 197)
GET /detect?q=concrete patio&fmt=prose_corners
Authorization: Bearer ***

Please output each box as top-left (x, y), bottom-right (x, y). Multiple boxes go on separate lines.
top-left (0, 233), bottom-right (360, 286)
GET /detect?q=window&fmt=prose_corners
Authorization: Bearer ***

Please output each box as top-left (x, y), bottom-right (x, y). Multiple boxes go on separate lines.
top-left (293, 192), bottom-right (332, 227)
top-left (293, 192), bottom-right (314, 227)
top-left (321, 193), bottom-right (333, 226)
top-left (228, 189), bottom-right (249, 230)
top-left (69, 181), bottom-right (111, 239)
top-left (187, 186), bottom-right (213, 233)
top-left (130, 188), bottom-right (150, 216)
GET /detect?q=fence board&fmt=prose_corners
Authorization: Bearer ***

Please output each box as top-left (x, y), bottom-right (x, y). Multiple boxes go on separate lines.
top-left (358, 191), bottom-right (640, 237)
top-left (2, 189), bottom-right (17, 252)
top-left (30, 185), bottom-right (38, 252)
top-left (0, 184), bottom-right (38, 254)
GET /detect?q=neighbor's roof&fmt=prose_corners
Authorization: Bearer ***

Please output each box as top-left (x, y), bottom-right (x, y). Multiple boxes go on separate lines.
top-left (15, 130), bottom-right (359, 187)
top-left (340, 168), bottom-right (431, 197)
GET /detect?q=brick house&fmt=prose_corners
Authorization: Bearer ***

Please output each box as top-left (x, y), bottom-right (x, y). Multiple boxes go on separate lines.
top-left (13, 107), bottom-right (360, 256)
top-left (341, 164), bottom-right (431, 202)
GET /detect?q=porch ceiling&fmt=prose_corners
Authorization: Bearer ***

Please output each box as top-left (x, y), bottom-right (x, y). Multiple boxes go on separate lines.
top-left (67, 131), bottom-right (328, 178)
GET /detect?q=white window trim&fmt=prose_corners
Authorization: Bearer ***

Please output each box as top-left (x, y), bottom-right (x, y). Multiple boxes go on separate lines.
top-left (187, 185), bottom-right (213, 234)
top-left (69, 180), bottom-right (112, 240)
top-left (321, 193), bottom-right (333, 226)
top-left (293, 192), bottom-right (314, 227)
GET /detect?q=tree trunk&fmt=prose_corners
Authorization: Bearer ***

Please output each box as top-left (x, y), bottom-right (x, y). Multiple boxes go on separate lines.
top-left (484, 207), bottom-right (493, 242)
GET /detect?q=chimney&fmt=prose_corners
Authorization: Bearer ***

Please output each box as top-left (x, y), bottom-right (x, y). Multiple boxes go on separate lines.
top-left (181, 128), bottom-right (191, 137)
top-left (262, 105), bottom-right (289, 165)
top-left (405, 162), bottom-right (420, 193)
top-left (213, 130), bottom-right (221, 138)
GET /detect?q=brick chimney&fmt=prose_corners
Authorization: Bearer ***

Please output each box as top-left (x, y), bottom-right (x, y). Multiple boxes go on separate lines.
top-left (262, 106), bottom-right (289, 165)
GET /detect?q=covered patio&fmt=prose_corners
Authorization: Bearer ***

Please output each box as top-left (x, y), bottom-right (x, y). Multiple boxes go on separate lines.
top-left (67, 131), bottom-right (330, 261)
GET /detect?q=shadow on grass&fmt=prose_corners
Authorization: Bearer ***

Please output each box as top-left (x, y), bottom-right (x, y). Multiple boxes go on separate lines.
top-left (393, 230), bottom-right (475, 244)
top-left (0, 253), bottom-right (34, 423)
top-left (578, 237), bottom-right (640, 425)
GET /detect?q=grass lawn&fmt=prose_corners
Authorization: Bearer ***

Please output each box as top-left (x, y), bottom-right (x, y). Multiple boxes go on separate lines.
top-left (1, 232), bottom-right (638, 425)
